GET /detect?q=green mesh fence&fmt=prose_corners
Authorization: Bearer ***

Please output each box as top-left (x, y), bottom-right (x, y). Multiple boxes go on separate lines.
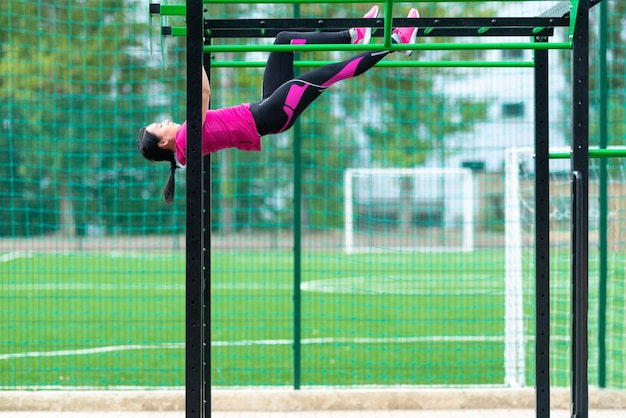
top-left (1, 0), bottom-right (626, 391)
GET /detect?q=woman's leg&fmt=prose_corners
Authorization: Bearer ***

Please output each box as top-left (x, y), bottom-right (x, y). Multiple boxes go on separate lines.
top-left (261, 30), bottom-right (352, 99)
top-left (250, 49), bottom-right (390, 135)
top-left (261, 5), bottom-right (379, 98)
top-left (250, 7), bottom-right (418, 136)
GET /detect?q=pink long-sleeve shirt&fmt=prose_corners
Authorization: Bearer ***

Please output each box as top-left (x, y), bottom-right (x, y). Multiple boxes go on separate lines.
top-left (175, 104), bottom-right (261, 165)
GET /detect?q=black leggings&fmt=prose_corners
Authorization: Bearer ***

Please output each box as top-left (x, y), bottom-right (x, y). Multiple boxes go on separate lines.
top-left (249, 31), bottom-right (390, 136)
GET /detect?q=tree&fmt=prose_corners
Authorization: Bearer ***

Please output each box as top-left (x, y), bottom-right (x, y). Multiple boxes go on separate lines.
top-left (0, 0), bottom-right (184, 237)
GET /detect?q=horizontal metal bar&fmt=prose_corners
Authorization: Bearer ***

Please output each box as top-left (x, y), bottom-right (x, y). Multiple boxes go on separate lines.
top-left (149, 3), bottom-right (161, 15)
top-left (203, 0), bottom-right (376, 3)
top-left (200, 0), bottom-right (558, 3)
top-left (162, 26), bottom-right (186, 37)
top-left (163, 16), bottom-right (566, 38)
top-left (200, 42), bottom-right (571, 52)
top-left (151, 6), bottom-right (570, 32)
top-left (203, 17), bottom-right (569, 29)
top-left (549, 149), bottom-right (626, 159)
top-left (151, 4), bottom-right (187, 16)
top-left (206, 27), bottom-right (554, 38)
top-left (202, 17), bottom-right (561, 38)
top-left (149, 0), bottom-right (569, 8)
top-left (209, 60), bottom-right (535, 68)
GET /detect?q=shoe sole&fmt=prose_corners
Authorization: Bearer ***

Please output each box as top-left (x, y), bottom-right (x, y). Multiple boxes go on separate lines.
top-left (362, 28), bottom-right (372, 45)
top-left (362, 6), bottom-right (379, 45)
top-left (404, 29), bottom-right (417, 56)
top-left (405, 9), bottom-right (419, 56)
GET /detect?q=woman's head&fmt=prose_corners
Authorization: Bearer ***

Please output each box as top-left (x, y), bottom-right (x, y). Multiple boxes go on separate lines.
top-left (137, 120), bottom-right (180, 162)
top-left (137, 121), bottom-right (181, 203)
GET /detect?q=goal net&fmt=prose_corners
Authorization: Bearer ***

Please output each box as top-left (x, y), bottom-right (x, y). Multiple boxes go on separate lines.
top-left (343, 167), bottom-right (474, 254)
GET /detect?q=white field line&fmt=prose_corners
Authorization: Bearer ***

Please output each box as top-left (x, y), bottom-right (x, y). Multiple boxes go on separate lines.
top-left (1, 283), bottom-right (287, 292)
top-left (0, 334), bottom-right (570, 361)
top-left (1, 251), bottom-right (511, 296)
top-left (1, 281), bottom-right (574, 297)
top-left (0, 383), bottom-right (511, 390)
top-left (0, 343), bottom-right (184, 360)
top-left (211, 336), bottom-right (506, 347)
top-left (0, 385), bottom-right (186, 390)
top-left (1, 251), bottom-right (173, 260)
top-left (0, 252), bottom-right (33, 263)
top-left (0, 283), bottom-right (186, 291)
top-left (1, 280), bottom-right (507, 295)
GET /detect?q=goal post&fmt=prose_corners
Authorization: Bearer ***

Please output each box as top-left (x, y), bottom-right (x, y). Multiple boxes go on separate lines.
top-left (503, 148), bottom-right (528, 388)
top-left (344, 167), bottom-right (475, 254)
top-left (503, 145), bottom-right (626, 388)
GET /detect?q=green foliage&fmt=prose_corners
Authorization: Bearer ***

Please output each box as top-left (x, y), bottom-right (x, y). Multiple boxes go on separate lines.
top-left (0, 0), bottom-right (183, 237)
top-left (3, 1), bottom-right (626, 237)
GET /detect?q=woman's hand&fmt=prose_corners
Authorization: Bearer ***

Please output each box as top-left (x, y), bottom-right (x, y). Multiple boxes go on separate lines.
top-left (202, 66), bottom-right (211, 126)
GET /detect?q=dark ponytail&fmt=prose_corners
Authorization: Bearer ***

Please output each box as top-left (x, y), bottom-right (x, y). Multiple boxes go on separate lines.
top-left (163, 162), bottom-right (176, 203)
top-left (137, 127), bottom-right (178, 203)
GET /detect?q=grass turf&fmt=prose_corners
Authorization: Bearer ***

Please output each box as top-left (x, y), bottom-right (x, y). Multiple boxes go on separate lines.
top-left (1, 249), bottom-right (624, 388)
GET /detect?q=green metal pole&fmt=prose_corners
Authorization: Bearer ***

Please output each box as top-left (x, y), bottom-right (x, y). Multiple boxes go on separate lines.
top-left (597, 0), bottom-right (608, 389)
top-left (200, 41), bottom-right (572, 53)
top-left (208, 60), bottom-right (536, 68)
top-left (383, 0), bottom-right (394, 48)
top-left (166, 27), bottom-right (574, 52)
top-left (292, 4), bottom-right (302, 391)
top-left (158, 4), bottom-right (187, 15)
top-left (200, 0), bottom-right (559, 4)
top-left (549, 149), bottom-right (626, 159)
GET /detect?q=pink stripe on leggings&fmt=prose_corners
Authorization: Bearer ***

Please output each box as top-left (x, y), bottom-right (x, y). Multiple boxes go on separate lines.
top-left (321, 56), bottom-right (364, 87)
top-left (274, 83), bottom-right (308, 133)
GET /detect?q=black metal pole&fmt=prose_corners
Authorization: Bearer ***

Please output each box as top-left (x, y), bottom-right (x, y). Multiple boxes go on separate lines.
top-left (203, 31), bottom-right (212, 413)
top-left (186, 0), bottom-right (205, 416)
top-left (571, 170), bottom-right (588, 418)
top-left (597, 0), bottom-right (608, 389)
top-left (291, 3), bottom-right (302, 391)
top-left (571, 0), bottom-right (590, 416)
top-left (534, 36), bottom-right (550, 418)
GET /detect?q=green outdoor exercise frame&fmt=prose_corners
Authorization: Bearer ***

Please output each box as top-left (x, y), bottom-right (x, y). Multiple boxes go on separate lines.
top-left (148, 1), bottom-right (611, 417)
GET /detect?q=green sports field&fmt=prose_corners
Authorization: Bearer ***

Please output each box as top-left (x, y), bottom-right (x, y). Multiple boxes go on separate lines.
top-left (2, 248), bottom-right (625, 389)
top-left (4, 0), bottom-right (626, 396)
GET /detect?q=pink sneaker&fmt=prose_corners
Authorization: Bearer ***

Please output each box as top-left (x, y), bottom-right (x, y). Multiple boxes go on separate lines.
top-left (352, 5), bottom-right (379, 45)
top-left (392, 8), bottom-right (419, 56)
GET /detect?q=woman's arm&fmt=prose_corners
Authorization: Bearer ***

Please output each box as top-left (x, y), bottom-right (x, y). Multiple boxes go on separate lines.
top-left (202, 66), bottom-right (211, 126)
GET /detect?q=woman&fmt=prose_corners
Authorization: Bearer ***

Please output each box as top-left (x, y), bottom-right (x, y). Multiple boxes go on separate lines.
top-left (138, 6), bottom-right (419, 202)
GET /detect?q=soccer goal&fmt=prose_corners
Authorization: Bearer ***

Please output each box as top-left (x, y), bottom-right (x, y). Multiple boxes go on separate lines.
top-left (343, 167), bottom-right (475, 254)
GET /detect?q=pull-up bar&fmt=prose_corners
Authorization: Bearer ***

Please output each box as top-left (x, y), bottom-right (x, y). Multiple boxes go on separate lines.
top-left (156, 15), bottom-right (569, 32)
top-left (160, 19), bottom-right (568, 39)
top-left (185, 0), bottom-right (569, 4)
top-left (197, 42), bottom-right (571, 53)
top-left (151, 2), bottom-right (572, 55)
top-left (208, 60), bottom-right (536, 68)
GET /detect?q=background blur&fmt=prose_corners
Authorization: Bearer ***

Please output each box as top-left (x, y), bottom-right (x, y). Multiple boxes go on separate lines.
top-left (2, 0), bottom-right (626, 391)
